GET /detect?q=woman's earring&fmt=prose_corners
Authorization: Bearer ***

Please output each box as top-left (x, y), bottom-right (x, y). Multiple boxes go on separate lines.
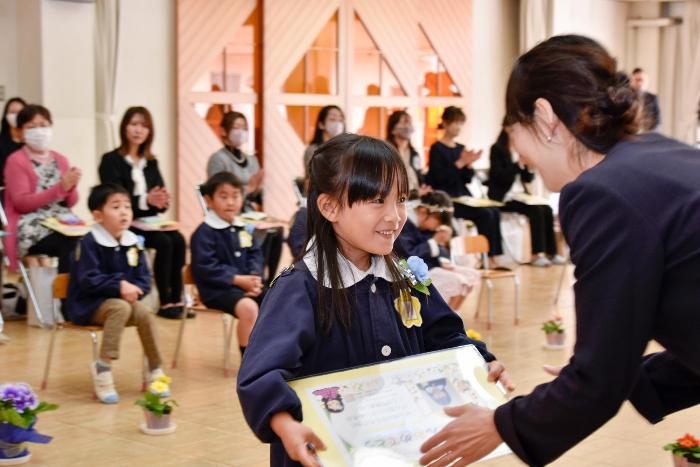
top-left (546, 134), bottom-right (553, 142)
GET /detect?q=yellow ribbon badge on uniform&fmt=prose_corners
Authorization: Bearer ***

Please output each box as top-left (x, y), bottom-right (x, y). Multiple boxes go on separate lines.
top-left (394, 289), bottom-right (423, 328)
top-left (126, 247), bottom-right (139, 267)
top-left (238, 230), bottom-right (253, 248)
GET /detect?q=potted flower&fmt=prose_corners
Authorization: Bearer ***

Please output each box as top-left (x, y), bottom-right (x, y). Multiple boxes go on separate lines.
top-left (0, 383), bottom-right (58, 464)
top-left (664, 433), bottom-right (700, 466)
top-left (135, 376), bottom-right (177, 435)
top-left (542, 315), bottom-right (565, 347)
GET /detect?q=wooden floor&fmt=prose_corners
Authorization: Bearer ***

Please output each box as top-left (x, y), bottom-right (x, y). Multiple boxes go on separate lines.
top-left (1, 264), bottom-right (697, 467)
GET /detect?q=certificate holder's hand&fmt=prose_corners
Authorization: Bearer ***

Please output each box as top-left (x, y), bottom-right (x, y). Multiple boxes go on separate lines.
top-left (419, 404), bottom-right (502, 466)
top-left (271, 412), bottom-right (326, 467)
top-left (487, 360), bottom-right (515, 392)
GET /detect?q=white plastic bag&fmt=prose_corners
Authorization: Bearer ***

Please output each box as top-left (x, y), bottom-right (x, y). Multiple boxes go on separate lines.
top-left (26, 265), bottom-right (60, 328)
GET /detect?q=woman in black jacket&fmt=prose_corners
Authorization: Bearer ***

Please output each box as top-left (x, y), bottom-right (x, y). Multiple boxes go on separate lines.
top-left (420, 35), bottom-right (700, 467)
top-left (488, 127), bottom-right (562, 266)
top-left (99, 106), bottom-right (187, 319)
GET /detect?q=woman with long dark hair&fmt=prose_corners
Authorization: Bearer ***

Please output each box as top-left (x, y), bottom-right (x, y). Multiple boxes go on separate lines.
top-left (302, 105), bottom-right (345, 176)
top-left (99, 106), bottom-right (187, 319)
top-left (420, 35), bottom-right (700, 466)
top-left (386, 110), bottom-right (428, 198)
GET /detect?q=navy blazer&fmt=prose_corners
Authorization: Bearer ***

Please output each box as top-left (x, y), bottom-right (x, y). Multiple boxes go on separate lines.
top-left (190, 217), bottom-right (264, 305)
top-left (426, 141), bottom-right (474, 197)
top-left (237, 259), bottom-right (495, 466)
top-left (67, 227), bottom-right (151, 325)
top-left (287, 207), bottom-right (307, 259)
top-left (494, 132), bottom-right (700, 466)
top-left (397, 219), bottom-right (448, 270)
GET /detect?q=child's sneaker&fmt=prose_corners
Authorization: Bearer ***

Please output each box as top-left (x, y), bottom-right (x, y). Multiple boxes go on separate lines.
top-left (90, 362), bottom-right (119, 404)
top-left (149, 368), bottom-right (171, 397)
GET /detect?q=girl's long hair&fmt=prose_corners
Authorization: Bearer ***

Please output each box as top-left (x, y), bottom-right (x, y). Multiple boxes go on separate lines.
top-left (305, 133), bottom-right (411, 333)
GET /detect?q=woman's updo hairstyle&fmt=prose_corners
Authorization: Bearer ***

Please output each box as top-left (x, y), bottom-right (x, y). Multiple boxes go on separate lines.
top-left (505, 35), bottom-right (639, 154)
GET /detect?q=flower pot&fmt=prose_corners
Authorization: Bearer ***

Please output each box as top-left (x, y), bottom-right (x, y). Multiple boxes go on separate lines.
top-left (673, 454), bottom-right (700, 466)
top-left (545, 332), bottom-right (565, 346)
top-left (0, 422), bottom-right (52, 465)
top-left (139, 411), bottom-right (176, 435)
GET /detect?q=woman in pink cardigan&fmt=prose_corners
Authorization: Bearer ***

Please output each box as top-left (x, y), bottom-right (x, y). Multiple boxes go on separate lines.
top-left (4, 104), bottom-right (81, 272)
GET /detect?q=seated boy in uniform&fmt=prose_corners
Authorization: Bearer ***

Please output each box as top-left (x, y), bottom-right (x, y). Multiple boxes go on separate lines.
top-left (190, 171), bottom-right (263, 356)
top-left (68, 183), bottom-right (167, 404)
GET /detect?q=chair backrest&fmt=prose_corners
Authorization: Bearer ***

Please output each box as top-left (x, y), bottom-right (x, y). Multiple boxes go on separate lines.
top-left (195, 185), bottom-right (208, 215)
top-left (183, 264), bottom-right (194, 285)
top-left (53, 273), bottom-right (70, 299)
top-left (463, 234), bottom-right (490, 255)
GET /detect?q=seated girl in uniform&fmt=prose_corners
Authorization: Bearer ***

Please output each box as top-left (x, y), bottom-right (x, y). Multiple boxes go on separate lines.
top-left (398, 190), bottom-right (480, 311)
top-left (237, 134), bottom-right (513, 466)
top-left (190, 171), bottom-right (263, 356)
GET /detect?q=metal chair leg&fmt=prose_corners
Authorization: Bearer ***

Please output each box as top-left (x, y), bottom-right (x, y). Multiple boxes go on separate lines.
top-left (486, 279), bottom-right (494, 330)
top-left (41, 323), bottom-right (59, 390)
top-left (474, 282), bottom-right (484, 320)
top-left (171, 301), bottom-right (189, 369)
top-left (513, 276), bottom-right (521, 325)
top-left (89, 331), bottom-right (98, 361)
top-left (223, 314), bottom-right (235, 377)
top-left (142, 355), bottom-right (149, 392)
top-left (554, 262), bottom-right (568, 305)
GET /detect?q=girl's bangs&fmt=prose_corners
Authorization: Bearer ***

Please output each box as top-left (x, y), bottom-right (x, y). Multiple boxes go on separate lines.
top-left (340, 138), bottom-right (409, 205)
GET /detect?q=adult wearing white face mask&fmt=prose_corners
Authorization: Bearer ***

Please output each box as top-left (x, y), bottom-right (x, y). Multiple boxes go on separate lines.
top-left (0, 97), bottom-right (27, 189)
top-left (4, 104), bottom-right (81, 272)
top-left (386, 110), bottom-right (431, 199)
top-left (207, 111), bottom-right (263, 197)
top-left (302, 105), bottom-right (345, 178)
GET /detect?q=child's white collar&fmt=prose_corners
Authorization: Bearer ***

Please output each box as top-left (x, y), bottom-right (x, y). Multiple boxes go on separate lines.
top-left (204, 210), bottom-right (246, 229)
top-left (302, 240), bottom-right (395, 288)
top-left (91, 223), bottom-right (138, 247)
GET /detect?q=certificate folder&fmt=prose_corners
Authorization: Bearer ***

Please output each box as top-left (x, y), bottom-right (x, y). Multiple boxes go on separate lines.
top-left (288, 345), bottom-right (512, 466)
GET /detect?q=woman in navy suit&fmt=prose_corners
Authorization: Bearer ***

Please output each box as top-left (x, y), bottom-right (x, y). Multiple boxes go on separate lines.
top-left (420, 34), bottom-right (700, 467)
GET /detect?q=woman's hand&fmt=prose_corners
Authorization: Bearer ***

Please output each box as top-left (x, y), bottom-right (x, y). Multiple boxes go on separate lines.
top-left (487, 360), bottom-right (515, 392)
top-left (271, 412), bottom-right (326, 467)
top-left (61, 167), bottom-right (82, 191)
top-left (147, 186), bottom-right (169, 209)
top-left (543, 364), bottom-right (564, 377)
top-left (455, 148), bottom-right (482, 169)
top-left (419, 404), bottom-right (502, 466)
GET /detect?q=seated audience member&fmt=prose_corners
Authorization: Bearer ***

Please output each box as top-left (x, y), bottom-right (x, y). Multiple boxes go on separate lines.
top-left (426, 106), bottom-right (508, 266)
top-left (99, 106), bottom-right (187, 319)
top-left (190, 172), bottom-right (263, 356)
top-left (67, 183), bottom-right (168, 404)
top-left (303, 105), bottom-right (345, 178)
top-left (488, 126), bottom-right (563, 266)
top-left (0, 97), bottom-right (26, 188)
top-left (4, 104), bottom-right (81, 272)
top-left (398, 191), bottom-right (480, 310)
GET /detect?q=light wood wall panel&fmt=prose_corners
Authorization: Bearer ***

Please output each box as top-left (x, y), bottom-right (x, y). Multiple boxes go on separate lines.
top-left (176, 0), bottom-right (256, 236)
top-left (263, 0), bottom-right (340, 219)
top-left (353, 0), bottom-right (419, 96)
top-left (418, 0), bottom-right (473, 100)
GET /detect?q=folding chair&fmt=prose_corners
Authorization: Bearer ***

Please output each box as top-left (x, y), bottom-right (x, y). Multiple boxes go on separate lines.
top-left (0, 194), bottom-right (51, 328)
top-left (465, 235), bottom-right (520, 330)
top-left (171, 265), bottom-right (237, 377)
top-left (41, 274), bottom-right (148, 392)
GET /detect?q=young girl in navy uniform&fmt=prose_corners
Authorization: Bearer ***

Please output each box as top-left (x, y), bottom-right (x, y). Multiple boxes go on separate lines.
top-left (237, 134), bottom-right (513, 467)
top-left (67, 183), bottom-right (167, 404)
top-left (190, 171), bottom-right (263, 356)
top-left (398, 190), bottom-right (480, 311)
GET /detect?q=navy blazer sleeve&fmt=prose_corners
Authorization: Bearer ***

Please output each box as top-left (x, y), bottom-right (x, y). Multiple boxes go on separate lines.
top-left (421, 285), bottom-right (495, 362)
top-left (494, 180), bottom-right (662, 466)
top-left (246, 236), bottom-right (264, 277)
top-left (236, 271), bottom-right (317, 442)
top-left (190, 228), bottom-right (239, 289)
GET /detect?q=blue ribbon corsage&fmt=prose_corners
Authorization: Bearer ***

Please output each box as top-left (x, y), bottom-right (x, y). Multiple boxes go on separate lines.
top-left (397, 256), bottom-right (432, 296)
